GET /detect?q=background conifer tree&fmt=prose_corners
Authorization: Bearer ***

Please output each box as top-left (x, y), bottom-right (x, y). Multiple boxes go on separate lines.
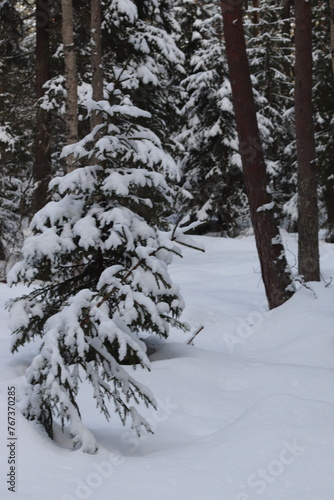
top-left (312, 1), bottom-right (334, 241)
top-left (0, 1), bottom-right (35, 262)
top-left (174, 0), bottom-right (248, 235)
top-left (245, 0), bottom-right (296, 225)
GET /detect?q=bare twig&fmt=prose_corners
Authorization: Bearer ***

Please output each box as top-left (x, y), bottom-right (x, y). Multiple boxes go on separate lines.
top-left (321, 274), bottom-right (333, 288)
top-left (186, 326), bottom-right (204, 345)
top-left (174, 239), bottom-right (205, 252)
top-left (294, 276), bottom-right (317, 298)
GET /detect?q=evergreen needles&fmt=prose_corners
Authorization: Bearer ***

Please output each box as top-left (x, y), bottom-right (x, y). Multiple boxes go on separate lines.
top-left (7, 75), bottom-right (188, 453)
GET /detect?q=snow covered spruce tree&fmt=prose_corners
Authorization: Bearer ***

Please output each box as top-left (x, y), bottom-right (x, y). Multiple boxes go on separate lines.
top-left (8, 71), bottom-right (188, 453)
top-left (0, 1), bottom-right (35, 259)
top-left (174, 0), bottom-right (247, 235)
top-left (245, 0), bottom-right (296, 223)
top-left (102, 0), bottom-right (185, 160)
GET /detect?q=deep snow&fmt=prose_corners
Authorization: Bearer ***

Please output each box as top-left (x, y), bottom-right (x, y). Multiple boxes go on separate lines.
top-left (1, 232), bottom-right (334, 500)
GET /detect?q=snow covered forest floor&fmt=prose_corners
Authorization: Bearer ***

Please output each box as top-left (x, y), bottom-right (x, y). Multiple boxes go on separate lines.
top-left (1, 232), bottom-right (334, 500)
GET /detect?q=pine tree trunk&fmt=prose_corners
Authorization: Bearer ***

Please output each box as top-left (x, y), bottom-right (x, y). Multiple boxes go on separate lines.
top-left (294, 0), bottom-right (320, 281)
top-left (91, 0), bottom-right (103, 131)
top-left (330, 0), bottom-right (334, 79)
top-left (252, 0), bottom-right (260, 36)
top-left (281, 0), bottom-right (293, 78)
top-left (33, 0), bottom-right (51, 213)
top-left (323, 181), bottom-right (334, 242)
top-left (61, 0), bottom-right (78, 172)
top-left (220, 0), bottom-right (294, 309)
top-left (282, 0), bottom-right (292, 35)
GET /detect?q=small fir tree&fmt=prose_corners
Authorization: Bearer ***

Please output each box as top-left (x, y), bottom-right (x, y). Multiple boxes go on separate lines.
top-left (8, 73), bottom-right (188, 453)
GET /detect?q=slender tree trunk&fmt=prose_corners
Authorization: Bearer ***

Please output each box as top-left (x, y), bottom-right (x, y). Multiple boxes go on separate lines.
top-left (294, 0), bottom-right (320, 281)
top-left (330, 0), bottom-right (334, 78)
top-left (33, 0), bottom-right (51, 213)
top-left (323, 1), bottom-right (334, 242)
top-left (91, 0), bottom-right (103, 131)
top-left (61, 0), bottom-right (78, 172)
top-left (282, 0), bottom-right (292, 36)
top-left (281, 0), bottom-right (293, 78)
top-left (252, 0), bottom-right (260, 36)
top-left (323, 183), bottom-right (334, 242)
top-left (220, 0), bottom-right (294, 309)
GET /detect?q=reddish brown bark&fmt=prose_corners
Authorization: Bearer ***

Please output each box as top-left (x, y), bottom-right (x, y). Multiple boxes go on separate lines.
top-left (294, 0), bottom-right (320, 281)
top-left (220, 0), bottom-right (294, 309)
top-left (33, 0), bottom-right (51, 213)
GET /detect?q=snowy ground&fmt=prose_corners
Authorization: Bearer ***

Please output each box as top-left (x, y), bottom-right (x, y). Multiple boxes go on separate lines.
top-left (1, 232), bottom-right (334, 500)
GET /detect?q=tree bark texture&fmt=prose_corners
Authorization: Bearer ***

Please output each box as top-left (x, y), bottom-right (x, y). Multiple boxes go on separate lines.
top-left (61, 0), bottom-right (78, 172)
top-left (323, 182), bottom-right (334, 242)
top-left (294, 0), bottom-right (320, 281)
top-left (33, 0), bottom-right (51, 213)
top-left (220, 0), bottom-right (294, 309)
top-left (91, 0), bottom-right (103, 131)
top-left (252, 0), bottom-right (260, 36)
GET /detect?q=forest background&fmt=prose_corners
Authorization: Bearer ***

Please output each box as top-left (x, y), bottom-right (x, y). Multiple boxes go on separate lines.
top-left (1, 0), bottom-right (334, 453)
top-left (0, 0), bottom-right (333, 265)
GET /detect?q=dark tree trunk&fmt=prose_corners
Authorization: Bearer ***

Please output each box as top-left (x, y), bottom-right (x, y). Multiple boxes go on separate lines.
top-left (61, 0), bottom-right (78, 172)
top-left (323, 182), bottom-right (334, 242)
top-left (33, 0), bottom-right (51, 213)
top-left (294, 0), bottom-right (320, 281)
top-left (91, 0), bottom-right (103, 131)
top-left (252, 0), bottom-right (260, 36)
top-left (282, 0), bottom-right (292, 36)
top-left (220, 0), bottom-right (294, 309)
top-left (281, 0), bottom-right (293, 78)
top-left (0, 238), bottom-right (6, 261)
top-left (331, 0), bottom-right (334, 79)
